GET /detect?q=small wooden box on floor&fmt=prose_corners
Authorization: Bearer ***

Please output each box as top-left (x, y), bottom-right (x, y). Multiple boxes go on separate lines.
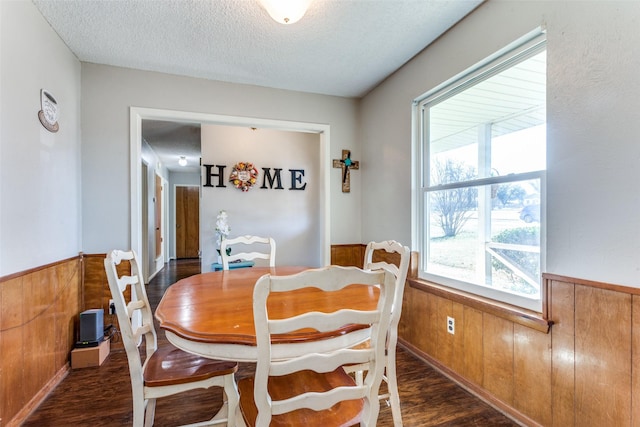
top-left (71, 339), bottom-right (110, 369)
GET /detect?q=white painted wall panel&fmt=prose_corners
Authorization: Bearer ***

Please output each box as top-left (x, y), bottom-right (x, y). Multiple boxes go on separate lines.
top-left (361, 1), bottom-right (640, 287)
top-left (200, 125), bottom-right (321, 270)
top-left (0, 1), bottom-right (81, 276)
top-left (80, 64), bottom-right (360, 255)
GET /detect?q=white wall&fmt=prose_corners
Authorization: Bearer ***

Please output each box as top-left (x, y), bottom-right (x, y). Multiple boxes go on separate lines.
top-left (8, 0), bottom-right (635, 290)
top-left (0, 0), bottom-right (81, 276)
top-left (200, 125), bottom-right (321, 270)
top-left (360, 1), bottom-right (640, 287)
top-left (81, 64), bottom-right (360, 256)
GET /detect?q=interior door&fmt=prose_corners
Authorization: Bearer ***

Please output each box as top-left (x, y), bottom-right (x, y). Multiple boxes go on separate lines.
top-left (176, 185), bottom-right (200, 258)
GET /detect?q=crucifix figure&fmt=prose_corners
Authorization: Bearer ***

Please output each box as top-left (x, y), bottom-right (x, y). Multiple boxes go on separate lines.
top-left (332, 149), bottom-right (360, 193)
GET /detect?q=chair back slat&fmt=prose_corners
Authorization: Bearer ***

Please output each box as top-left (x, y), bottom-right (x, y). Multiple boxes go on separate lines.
top-left (221, 235), bottom-right (276, 270)
top-left (251, 265), bottom-right (395, 426)
top-left (364, 240), bottom-right (410, 342)
top-left (269, 348), bottom-right (373, 377)
top-left (104, 250), bottom-right (158, 377)
top-left (269, 309), bottom-right (378, 335)
top-left (272, 385), bottom-right (367, 416)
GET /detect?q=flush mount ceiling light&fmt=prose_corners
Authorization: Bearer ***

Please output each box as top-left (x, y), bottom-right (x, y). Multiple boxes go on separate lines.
top-left (257, 0), bottom-right (314, 25)
top-left (178, 156), bottom-right (187, 166)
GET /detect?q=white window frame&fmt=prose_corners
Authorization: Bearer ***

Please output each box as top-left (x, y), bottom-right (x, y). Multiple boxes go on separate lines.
top-left (411, 28), bottom-right (546, 312)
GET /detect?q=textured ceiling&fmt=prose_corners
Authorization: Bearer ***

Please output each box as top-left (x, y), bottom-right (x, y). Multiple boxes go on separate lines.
top-left (33, 0), bottom-right (482, 98)
top-left (32, 0), bottom-right (483, 171)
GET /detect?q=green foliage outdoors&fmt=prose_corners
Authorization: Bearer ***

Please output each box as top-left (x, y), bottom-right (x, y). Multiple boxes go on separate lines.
top-left (491, 227), bottom-right (540, 295)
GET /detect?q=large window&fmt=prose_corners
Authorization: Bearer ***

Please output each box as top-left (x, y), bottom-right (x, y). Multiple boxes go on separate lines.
top-left (413, 31), bottom-right (546, 312)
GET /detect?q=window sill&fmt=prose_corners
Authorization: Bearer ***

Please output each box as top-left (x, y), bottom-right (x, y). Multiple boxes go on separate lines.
top-left (408, 277), bottom-right (552, 333)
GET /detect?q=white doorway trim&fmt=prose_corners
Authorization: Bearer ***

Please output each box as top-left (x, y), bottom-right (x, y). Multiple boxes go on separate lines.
top-left (130, 107), bottom-right (331, 269)
top-left (161, 175), bottom-right (169, 264)
top-left (140, 160), bottom-right (149, 282)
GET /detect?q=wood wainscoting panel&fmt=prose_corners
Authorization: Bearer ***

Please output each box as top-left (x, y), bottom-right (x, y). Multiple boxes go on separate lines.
top-left (398, 287), bottom-right (420, 351)
top-left (401, 271), bottom-right (640, 426)
top-left (1, 275), bottom-right (24, 329)
top-left (24, 268), bottom-right (57, 403)
top-left (483, 313), bottom-right (514, 406)
top-left (397, 283), bottom-right (414, 345)
top-left (462, 306), bottom-right (484, 387)
top-left (330, 244), bottom-right (364, 268)
top-left (1, 311), bottom-right (25, 425)
top-left (83, 254), bottom-right (107, 312)
top-left (549, 279), bottom-right (575, 427)
top-left (55, 262), bottom-right (80, 370)
top-left (450, 302), bottom-right (466, 375)
top-left (400, 284), bottom-right (433, 355)
top-left (23, 272), bottom-right (53, 412)
top-left (82, 253), bottom-right (124, 350)
top-left (574, 285), bottom-right (631, 427)
top-left (371, 247), bottom-right (402, 267)
top-left (435, 296), bottom-right (454, 366)
top-left (513, 323), bottom-right (552, 426)
top-left (0, 257), bottom-right (81, 426)
top-left (1, 276), bottom-right (26, 423)
top-left (425, 290), bottom-right (439, 357)
top-left (397, 282), bottom-right (412, 342)
top-left (330, 242), bottom-right (406, 269)
top-left (633, 295), bottom-right (640, 426)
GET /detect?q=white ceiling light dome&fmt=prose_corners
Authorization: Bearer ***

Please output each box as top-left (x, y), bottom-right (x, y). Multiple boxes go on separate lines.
top-left (258, 0), bottom-right (314, 24)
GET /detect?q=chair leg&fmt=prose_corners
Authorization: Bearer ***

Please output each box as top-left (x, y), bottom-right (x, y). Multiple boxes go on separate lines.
top-left (188, 375), bottom-right (239, 427)
top-left (144, 398), bottom-right (157, 427)
top-left (235, 406), bottom-right (248, 427)
top-left (132, 399), bottom-right (145, 427)
top-left (225, 374), bottom-right (240, 427)
top-left (385, 358), bottom-right (403, 427)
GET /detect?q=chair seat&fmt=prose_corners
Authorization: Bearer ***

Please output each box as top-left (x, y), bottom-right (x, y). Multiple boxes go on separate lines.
top-left (238, 368), bottom-right (364, 427)
top-left (106, 249), bottom-right (239, 426)
top-left (144, 344), bottom-right (238, 388)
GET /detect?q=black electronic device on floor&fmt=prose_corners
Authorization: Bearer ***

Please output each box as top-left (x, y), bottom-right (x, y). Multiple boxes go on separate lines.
top-left (75, 308), bottom-right (104, 348)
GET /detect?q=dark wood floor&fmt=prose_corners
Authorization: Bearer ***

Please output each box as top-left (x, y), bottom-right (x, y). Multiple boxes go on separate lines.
top-left (23, 259), bottom-right (520, 427)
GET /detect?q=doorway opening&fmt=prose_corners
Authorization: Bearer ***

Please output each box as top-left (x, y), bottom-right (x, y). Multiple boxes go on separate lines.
top-left (130, 107), bottom-right (331, 278)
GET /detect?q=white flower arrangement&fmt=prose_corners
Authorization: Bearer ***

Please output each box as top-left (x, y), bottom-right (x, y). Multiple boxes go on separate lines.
top-left (215, 210), bottom-right (231, 256)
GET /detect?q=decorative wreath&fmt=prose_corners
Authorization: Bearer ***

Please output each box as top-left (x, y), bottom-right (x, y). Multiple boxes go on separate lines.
top-left (229, 162), bottom-right (259, 192)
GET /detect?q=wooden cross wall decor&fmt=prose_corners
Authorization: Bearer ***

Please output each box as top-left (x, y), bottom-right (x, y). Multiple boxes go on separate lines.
top-left (332, 149), bottom-right (359, 193)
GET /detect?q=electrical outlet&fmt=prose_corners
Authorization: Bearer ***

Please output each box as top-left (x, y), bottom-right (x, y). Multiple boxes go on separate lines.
top-left (109, 299), bottom-right (115, 315)
top-left (447, 316), bottom-right (455, 335)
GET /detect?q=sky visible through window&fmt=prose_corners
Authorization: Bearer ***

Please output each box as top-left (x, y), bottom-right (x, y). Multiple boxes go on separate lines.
top-left (434, 123), bottom-right (546, 188)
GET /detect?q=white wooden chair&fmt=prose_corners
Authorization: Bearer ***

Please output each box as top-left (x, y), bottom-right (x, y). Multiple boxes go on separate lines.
top-left (236, 265), bottom-right (396, 427)
top-left (344, 240), bottom-right (410, 427)
top-left (220, 235), bottom-right (276, 270)
top-left (104, 249), bottom-right (239, 427)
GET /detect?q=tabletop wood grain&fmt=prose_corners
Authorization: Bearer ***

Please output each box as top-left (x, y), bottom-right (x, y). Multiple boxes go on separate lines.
top-left (155, 266), bottom-right (380, 346)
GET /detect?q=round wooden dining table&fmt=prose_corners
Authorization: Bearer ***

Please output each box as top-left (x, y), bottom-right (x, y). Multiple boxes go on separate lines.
top-left (155, 266), bottom-right (380, 362)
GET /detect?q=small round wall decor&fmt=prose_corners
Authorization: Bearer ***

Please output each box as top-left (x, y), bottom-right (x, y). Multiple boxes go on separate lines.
top-left (38, 89), bottom-right (59, 133)
top-left (229, 162), bottom-right (259, 192)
